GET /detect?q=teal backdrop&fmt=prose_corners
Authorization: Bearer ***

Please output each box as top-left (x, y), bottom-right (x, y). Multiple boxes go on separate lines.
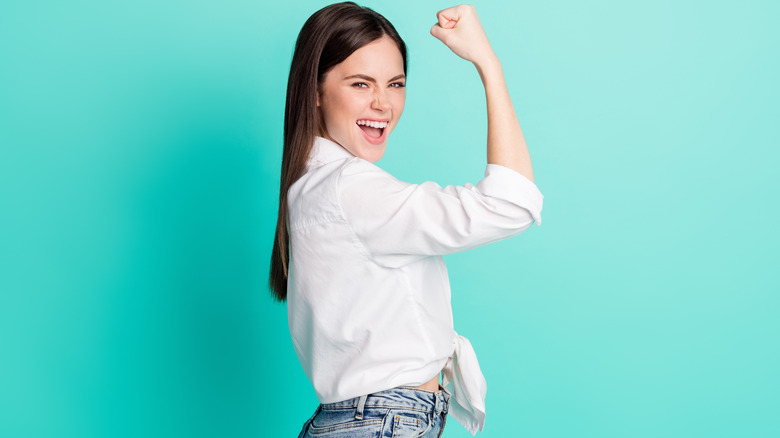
top-left (1, 0), bottom-right (778, 437)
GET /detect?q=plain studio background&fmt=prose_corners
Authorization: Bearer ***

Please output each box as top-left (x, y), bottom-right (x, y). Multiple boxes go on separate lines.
top-left (1, 0), bottom-right (777, 437)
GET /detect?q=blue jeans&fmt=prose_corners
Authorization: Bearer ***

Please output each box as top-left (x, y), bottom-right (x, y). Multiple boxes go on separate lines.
top-left (297, 385), bottom-right (451, 437)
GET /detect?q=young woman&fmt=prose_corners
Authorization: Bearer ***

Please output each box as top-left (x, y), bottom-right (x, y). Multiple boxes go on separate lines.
top-left (270, 2), bottom-right (543, 437)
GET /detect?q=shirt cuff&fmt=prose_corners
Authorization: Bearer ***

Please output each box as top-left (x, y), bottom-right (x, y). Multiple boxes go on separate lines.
top-left (476, 164), bottom-right (544, 226)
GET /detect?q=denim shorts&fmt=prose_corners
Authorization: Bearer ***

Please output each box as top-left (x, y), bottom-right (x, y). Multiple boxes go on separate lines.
top-left (297, 385), bottom-right (451, 438)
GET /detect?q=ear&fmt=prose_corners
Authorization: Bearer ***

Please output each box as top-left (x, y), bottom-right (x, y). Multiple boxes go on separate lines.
top-left (316, 89), bottom-right (321, 107)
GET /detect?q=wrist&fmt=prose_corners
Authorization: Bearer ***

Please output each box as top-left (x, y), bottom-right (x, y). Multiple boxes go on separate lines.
top-left (474, 53), bottom-right (502, 84)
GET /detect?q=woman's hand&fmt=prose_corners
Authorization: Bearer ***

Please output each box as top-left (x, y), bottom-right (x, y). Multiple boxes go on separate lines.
top-left (430, 5), bottom-right (496, 66)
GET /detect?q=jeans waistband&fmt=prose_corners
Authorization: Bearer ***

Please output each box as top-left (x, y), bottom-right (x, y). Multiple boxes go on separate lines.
top-left (321, 385), bottom-right (451, 417)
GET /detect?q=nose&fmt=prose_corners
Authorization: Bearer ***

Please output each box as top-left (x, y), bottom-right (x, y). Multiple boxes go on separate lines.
top-left (371, 89), bottom-right (391, 112)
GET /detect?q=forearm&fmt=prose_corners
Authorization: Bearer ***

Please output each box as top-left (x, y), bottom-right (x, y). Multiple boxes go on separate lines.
top-left (475, 54), bottom-right (535, 183)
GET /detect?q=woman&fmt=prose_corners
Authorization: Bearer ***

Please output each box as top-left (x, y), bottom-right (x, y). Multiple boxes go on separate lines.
top-left (270, 2), bottom-right (543, 437)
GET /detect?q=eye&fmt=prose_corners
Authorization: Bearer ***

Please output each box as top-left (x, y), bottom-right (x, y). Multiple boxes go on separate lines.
top-left (389, 82), bottom-right (406, 88)
top-left (352, 82), bottom-right (369, 88)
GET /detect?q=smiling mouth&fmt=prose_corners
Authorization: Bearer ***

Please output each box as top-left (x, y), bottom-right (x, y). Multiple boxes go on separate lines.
top-left (356, 120), bottom-right (388, 139)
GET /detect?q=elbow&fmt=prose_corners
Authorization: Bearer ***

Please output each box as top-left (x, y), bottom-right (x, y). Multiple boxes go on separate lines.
top-left (509, 204), bottom-right (541, 227)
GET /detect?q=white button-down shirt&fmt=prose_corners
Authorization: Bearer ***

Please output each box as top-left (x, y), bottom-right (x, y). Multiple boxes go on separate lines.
top-left (286, 136), bottom-right (543, 435)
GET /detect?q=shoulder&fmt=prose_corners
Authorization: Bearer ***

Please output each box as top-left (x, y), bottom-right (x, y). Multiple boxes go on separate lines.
top-left (339, 156), bottom-right (393, 178)
top-left (337, 157), bottom-right (409, 192)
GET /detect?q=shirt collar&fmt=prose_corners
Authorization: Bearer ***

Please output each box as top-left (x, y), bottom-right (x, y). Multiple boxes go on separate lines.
top-left (308, 136), bottom-right (355, 168)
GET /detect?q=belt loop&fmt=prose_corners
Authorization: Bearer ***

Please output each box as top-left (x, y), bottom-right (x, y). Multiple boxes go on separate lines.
top-left (355, 394), bottom-right (368, 420)
top-left (434, 389), bottom-right (449, 415)
top-left (434, 391), bottom-right (443, 415)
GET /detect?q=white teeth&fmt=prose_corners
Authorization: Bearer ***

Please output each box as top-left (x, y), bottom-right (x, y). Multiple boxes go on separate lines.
top-left (356, 120), bottom-right (388, 128)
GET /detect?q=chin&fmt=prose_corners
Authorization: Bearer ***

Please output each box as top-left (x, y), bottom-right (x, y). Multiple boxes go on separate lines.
top-left (352, 122), bottom-right (392, 162)
top-left (360, 146), bottom-right (386, 163)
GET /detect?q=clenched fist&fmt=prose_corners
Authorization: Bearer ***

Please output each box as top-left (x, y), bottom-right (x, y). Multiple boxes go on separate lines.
top-left (430, 5), bottom-right (496, 65)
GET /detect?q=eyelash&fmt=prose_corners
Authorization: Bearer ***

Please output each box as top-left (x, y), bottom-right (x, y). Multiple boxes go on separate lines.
top-left (352, 82), bottom-right (406, 89)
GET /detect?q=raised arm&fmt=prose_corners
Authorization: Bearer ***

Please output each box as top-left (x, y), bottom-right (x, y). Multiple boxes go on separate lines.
top-left (430, 5), bottom-right (535, 183)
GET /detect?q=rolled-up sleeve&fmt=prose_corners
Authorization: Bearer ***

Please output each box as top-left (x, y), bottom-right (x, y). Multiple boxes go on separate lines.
top-left (477, 164), bottom-right (543, 226)
top-left (337, 159), bottom-right (544, 267)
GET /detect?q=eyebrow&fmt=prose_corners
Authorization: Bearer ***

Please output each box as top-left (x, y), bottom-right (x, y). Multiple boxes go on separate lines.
top-left (343, 73), bottom-right (406, 83)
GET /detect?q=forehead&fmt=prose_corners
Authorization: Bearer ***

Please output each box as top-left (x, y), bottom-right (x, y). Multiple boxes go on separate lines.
top-left (333, 36), bottom-right (404, 76)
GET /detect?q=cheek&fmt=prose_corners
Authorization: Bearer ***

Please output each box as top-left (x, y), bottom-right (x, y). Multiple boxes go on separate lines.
top-left (325, 92), bottom-right (363, 124)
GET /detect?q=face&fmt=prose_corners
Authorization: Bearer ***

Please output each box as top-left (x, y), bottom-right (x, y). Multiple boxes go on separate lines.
top-left (317, 36), bottom-right (406, 162)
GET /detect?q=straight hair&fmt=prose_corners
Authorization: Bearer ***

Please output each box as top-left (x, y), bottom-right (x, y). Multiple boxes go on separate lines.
top-left (269, 2), bottom-right (407, 301)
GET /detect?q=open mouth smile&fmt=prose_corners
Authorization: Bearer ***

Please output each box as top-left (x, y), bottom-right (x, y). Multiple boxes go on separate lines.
top-left (356, 119), bottom-right (389, 145)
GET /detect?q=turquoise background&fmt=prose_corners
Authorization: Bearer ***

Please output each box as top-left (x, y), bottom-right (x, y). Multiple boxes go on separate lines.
top-left (1, 0), bottom-right (778, 437)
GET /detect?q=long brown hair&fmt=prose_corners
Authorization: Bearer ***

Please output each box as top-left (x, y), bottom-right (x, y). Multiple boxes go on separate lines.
top-left (269, 2), bottom-right (408, 301)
